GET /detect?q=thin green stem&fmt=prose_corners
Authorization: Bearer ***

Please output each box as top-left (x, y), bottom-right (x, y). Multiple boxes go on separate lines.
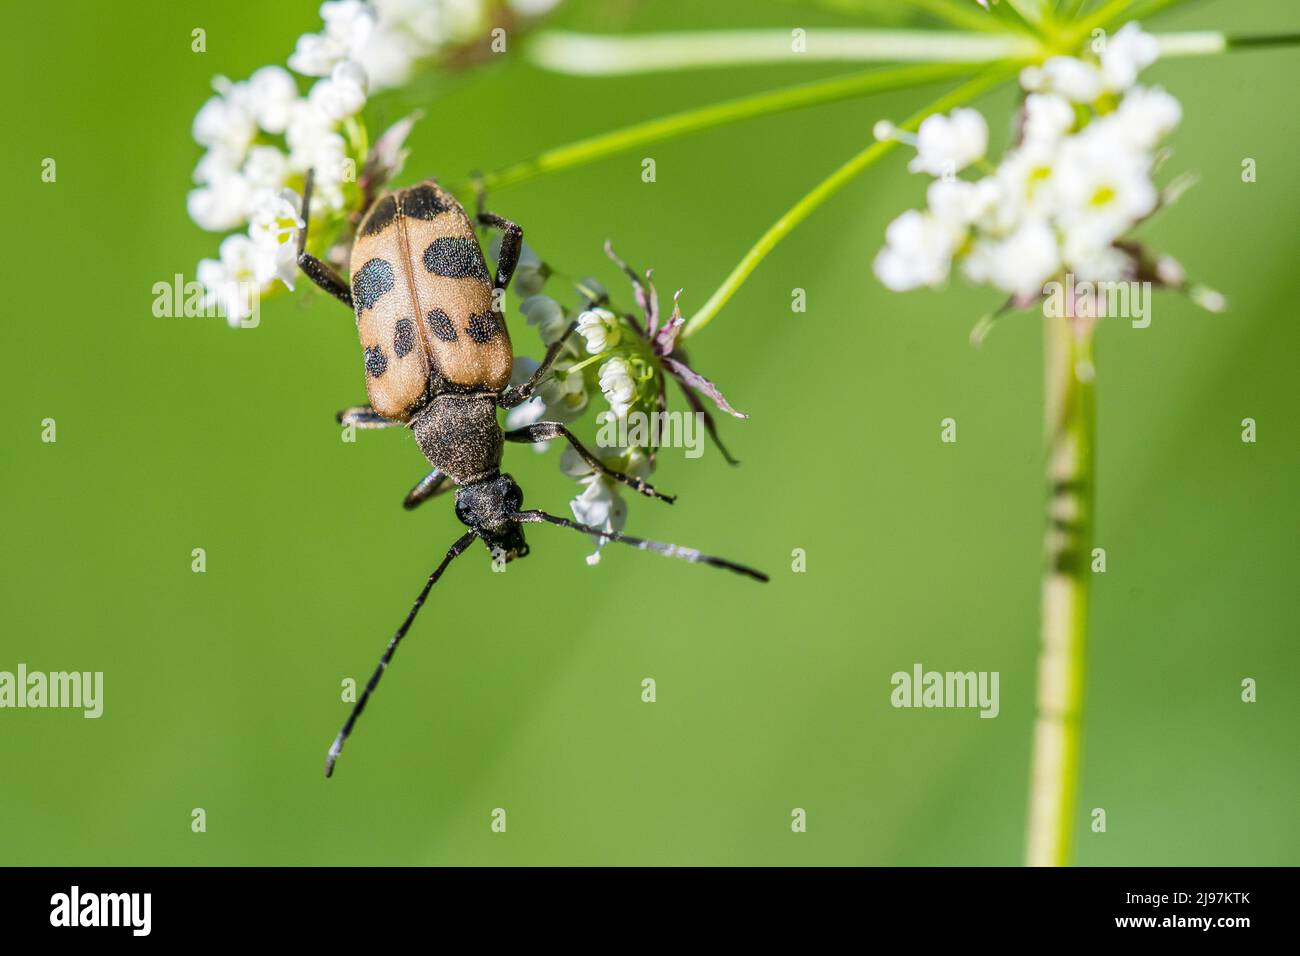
top-left (454, 61), bottom-right (988, 195)
top-left (566, 350), bottom-right (612, 374)
top-left (528, 29), bottom-right (1036, 75)
top-left (1225, 32), bottom-right (1300, 50)
top-left (1026, 316), bottom-right (1096, 867)
top-left (682, 63), bottom-right (1019, 340)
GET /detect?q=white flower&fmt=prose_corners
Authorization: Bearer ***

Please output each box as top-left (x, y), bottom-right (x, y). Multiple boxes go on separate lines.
top-left (192, 80), bottom-right (257, 157)
top-left (1023, 93), bottom-right (1075, 145)
top-left (187, 172), bottom-right (252, 232)
top-left (536, 359), bottom-right (589, 422)
top-left (909, 108), bottom-right (988, 177)
top-left (290, 126), bottom-right (350, 211)
top-left (597, 358), bottom-right (637, 419)
top-left (1061, 232), bottom-right (1131, 282)
top-left (877, 32), bottom-right (1190, 308)
top-left (575, 307), bottom-right (621, 354)
top-left (562, 444), bottom-right (648, 565)
top-left (285, 100), bottom-right (337, 165)
top-left (248, 188), bottom-right (306, 290)
top-left (1023, 56), bottom-right (1105, 103)
top-left (309, 61), bottom-right (369, 122)
top-left (289, 32), bottom-right (344, 78)
top-left (247, 66), bottom-right (299, 134)
top-left (873, 209), bottom-right (960, 291)
top-left (1052, 122), bottom-right (1157, 249)
top-left (289, 0), bottom-right (376, 76)
top-left (962, 218), bottom-right (1061, 298)
top-left (520, 295), bottom-right (569, 345)
top-left (197, 234), bottom-right (261, 327)
top-left (1101, 22), bottom-right (1159, 92)
top-left (242, 145), bottom-right (291, 190)
top-left (193, 148), bottom-right (240, 185)
top-left (570, 475), bottom-right (627, 565)
top-left (1114, 85), bottom-right (1181, 151)
top-left (987, 138), bottom-right (1059, 231)
top-left (927, 178), bottom-right (998, 228)
top-left (354, 26), bottom-right (422, 90)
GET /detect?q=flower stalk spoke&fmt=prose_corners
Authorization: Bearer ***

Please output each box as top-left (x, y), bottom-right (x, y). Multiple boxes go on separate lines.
top-left (527, 29), bottom-right (1038, 75)
top-left (461, 61), bottom-right (990, 195)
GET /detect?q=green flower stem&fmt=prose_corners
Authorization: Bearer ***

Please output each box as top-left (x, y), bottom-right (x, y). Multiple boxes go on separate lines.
top-left (530, 23), bottom-right (1297, 79)
top-left (457, 61), bottom-right (988, 195)
top-left (527, 29), bottom-right (1037, 75)
top-left (1224, 32), bottom-right (1300, 51)
top-left (682, 63), bottom-right (1019, 340)
top-left (1026, 315), bottom-right (1096, 868)
top-left (566, 350), bottom-right (612, 374)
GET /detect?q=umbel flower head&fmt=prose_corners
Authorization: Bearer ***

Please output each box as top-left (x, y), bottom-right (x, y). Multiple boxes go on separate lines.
top-left (872, 22), bottom-right (1223, 318)
top-left (187, 0), bottom-right (560, 325)
top-left (502, 242), bottom-right (749, 562)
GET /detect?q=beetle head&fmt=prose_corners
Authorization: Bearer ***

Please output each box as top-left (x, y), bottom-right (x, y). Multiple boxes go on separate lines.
top-left (455, 474), bottom-right (529, 561)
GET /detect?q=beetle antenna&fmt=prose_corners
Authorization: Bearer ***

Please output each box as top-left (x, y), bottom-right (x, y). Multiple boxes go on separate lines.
top-left (298, 169), bottom-right (315, 257)
top-left (513, 510), bottom-right (768, 582)
top-left (325, 529), bottom-right (479, 778)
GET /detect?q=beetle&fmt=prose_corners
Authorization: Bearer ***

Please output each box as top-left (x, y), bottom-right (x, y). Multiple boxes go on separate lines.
top-left (294, 171), bottom-right (768, 777)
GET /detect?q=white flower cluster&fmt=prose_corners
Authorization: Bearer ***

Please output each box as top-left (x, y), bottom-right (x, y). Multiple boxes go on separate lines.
top-left (189, 0), bottom-right (560, 325)
top-left (502, 262), bottom-right (670, 563)
top-left (874, 23), bottom-right (1182, 301)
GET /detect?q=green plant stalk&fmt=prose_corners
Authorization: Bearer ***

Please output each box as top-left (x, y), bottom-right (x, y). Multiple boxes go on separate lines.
top-left (1026, 314), bottom-right (1096, 867)
top-left (682, 63), bottom-right (1018, 339)
top-left (528, 29), bottom-right (1036, 74)
top-left (456, 61), bottom-right (987, 195)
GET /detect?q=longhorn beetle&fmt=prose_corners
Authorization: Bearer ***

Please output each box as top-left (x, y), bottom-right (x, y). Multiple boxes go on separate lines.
top-left (296, 171), bottom-right (768, 777)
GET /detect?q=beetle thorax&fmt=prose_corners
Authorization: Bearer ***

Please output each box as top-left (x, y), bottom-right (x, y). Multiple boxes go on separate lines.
top-left (410, 393), bottom-right (503, 486)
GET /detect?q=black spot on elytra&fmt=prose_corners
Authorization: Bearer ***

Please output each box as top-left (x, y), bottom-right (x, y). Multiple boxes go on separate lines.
top-left (364, 345), bottom-right (388, 378)
top-left (402, 184), bottom-right (450, 220)
top-left (360, 195), bottom-right (398, 236)
top-left (352, 258), bottom-right (395, 312)
top-left (393, 318), bottom-right (415, 358)
top-left (423, 238), bottom-right (489, 281)
top-left (426, 309), bottom-right (457, 342)
top-left (466, 311), bottom-right (500, 343)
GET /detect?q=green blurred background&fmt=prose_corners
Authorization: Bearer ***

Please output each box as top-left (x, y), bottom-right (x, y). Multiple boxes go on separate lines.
top-left (2, 0), bottom-right (1296, 866)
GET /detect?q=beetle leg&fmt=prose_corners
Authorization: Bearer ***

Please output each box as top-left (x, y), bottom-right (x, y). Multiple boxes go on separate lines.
top-left (503, 422), bottom-right (675, 504)
top-left (476, 209), bottom-right (523, 292)
top-left (297, 169), bottom-right (354, 309)
top-left (337, 405), bottom-right (401, 429)
top-left (403, 469), bottom-right (453, 511)
top-left (498, 319), bottom-right (580, 408)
